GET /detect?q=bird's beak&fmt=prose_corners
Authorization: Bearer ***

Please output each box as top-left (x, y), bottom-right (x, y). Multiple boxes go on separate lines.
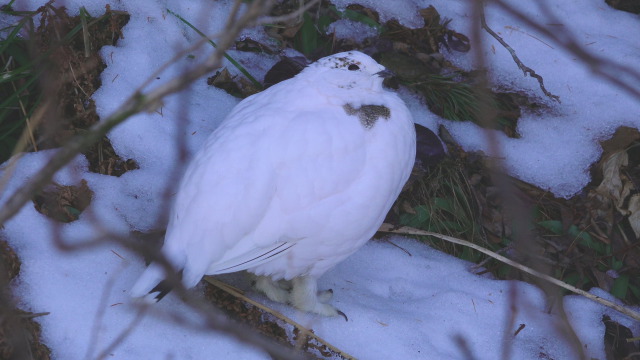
top-left (375, 69), bottom-right (395, 78)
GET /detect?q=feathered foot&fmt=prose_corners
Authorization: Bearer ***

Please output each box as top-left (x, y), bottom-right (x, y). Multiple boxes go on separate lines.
top-left (251, 275), bottom-right (347, 320)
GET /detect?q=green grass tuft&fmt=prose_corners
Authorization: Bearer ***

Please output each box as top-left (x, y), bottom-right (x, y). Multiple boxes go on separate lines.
top-left (0, 9), bottom-right (40, 162)
top-left (397, 158), bottom-right (490, 263)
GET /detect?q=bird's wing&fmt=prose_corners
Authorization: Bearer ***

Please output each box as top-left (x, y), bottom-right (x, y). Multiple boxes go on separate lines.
top-left (129, 112), bottom-right (282, 296)
top-left (167, 95), bottom-right (369, 286)
top-left (162, 110), bottom-right (281, 287)
top-left (205, 241), bottom-right (296, 275)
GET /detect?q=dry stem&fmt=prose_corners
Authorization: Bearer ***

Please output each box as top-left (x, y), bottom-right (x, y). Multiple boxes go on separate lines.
top-left (379, 224), bottom-right (640, 322)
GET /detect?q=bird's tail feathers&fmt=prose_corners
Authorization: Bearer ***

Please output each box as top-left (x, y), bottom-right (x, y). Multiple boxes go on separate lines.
top-left (130, 263), bottom-right (168, 300)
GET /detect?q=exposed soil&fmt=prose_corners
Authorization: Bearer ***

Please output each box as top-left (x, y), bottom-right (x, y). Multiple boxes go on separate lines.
top-left (0, 4), bottom-right (131, 359)
top-left (0, 239), bottom-right (51, 360)
top-left (29, 4), bottom-right (136, 176)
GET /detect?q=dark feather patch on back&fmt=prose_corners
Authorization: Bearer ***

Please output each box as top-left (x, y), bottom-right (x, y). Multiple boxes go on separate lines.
top-left (343, 104), bottom-right (391, 129)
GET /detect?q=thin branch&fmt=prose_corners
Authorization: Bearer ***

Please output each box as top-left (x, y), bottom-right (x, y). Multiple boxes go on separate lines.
top-left (378, 224), bottom-right (640, 322)
top-left (44, 226), bottom-right (308, 359)
top-left (95, 306), bottom-right (146, 360)
top-left (17, 312), bottom-right (50, 319)
top-left (491, 0), bottom-right (640, 101)
top-left (0, 0), bottom-right (322, 228)
top-left (468, 1), bottom-right (585, 357)
top-left (0, 0), bottom-right (272, 227)
top-left (0, 3), bottom-right (316, 356)
top-left (85, 263), bottom-right (128, 360)
top-left (480, 3), bottom-right (560, 102)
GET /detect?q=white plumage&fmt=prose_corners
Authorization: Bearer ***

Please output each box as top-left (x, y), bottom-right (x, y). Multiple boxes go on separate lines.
top-left (131, 51), bottom-right (416, 316)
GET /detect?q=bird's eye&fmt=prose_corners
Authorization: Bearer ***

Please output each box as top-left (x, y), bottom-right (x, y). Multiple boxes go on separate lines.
top-left (348, 64), bottom-right (360, 71)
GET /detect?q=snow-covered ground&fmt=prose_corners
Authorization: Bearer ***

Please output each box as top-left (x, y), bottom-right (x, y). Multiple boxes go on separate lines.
top-left (2, 0), bottom-right (639, 359)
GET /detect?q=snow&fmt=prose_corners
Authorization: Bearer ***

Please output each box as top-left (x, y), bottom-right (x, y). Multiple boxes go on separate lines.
top-left (333, 0), bottom-right (640, 198)
top-left (438, 0), bottom-right (640, 198)
top-left (1, 0), bottom-right (639, 359)
top-left (327, 19), bottom-right (378, 42)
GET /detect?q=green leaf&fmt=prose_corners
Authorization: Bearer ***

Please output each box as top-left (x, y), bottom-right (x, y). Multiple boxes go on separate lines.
top-left (537, 220), bottom-right (563, 235)
top-left (4, 41), bottom-right (30, 64)
top-left (611, 275), bottom-right (629, 300)
top-left (296, 12), bottom-right (318, 56)
top-left (317, 13), bottom-right (333, 33)
top-left (432, 197), bottom-right (455, 214)
top-left (399, 205), bottom-right (431, 229)
top-left (0, 16), bottom-right (29, 55)
top-left (537, 221), bottom-right (606, 254)
top-left (568, 226), bottom-right (606, 254)
top-left (438, 220), bottom-right (465, 233)
top-left (611, 258), bottom-right (623, 271)
top-left (562, 273), bottom-right (581, 287)
top-left (628, 283), bottom-right (640, 299)
top-left (460, 246), bottom-right (479, 262)
top-left (65, 206), bottom-right (81, 217)
top-left (496, 264), bottom-right (511, 278)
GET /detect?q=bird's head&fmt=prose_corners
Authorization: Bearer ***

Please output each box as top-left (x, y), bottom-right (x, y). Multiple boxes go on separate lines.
top-left (302, 51), bottom-right (392, 92)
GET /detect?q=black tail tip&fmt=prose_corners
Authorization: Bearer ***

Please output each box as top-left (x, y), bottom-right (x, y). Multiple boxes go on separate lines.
top-left (149, 279), bottom-right (173, 301)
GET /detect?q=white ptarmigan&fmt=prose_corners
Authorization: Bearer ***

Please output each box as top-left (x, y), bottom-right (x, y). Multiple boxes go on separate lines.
top-left (131, 51), bottom-right (416, 317)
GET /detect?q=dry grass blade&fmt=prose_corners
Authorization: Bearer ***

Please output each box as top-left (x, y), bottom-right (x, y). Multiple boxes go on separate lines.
top-left (378, 223), bottom-right (640, 322)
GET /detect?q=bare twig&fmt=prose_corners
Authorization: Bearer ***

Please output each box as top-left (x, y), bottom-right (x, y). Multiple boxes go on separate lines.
top-left (492, 0), bottom-right (640, 101)
top-left (85, 263), bottom-right (128, 360)
top-left (68, 62), bottom-right (90, 97)
top-left (453, 335), bottom-right (479, 360)
top-left (378, 224), bottom-right (640, 322)
top-left (95, 306), bottom-right (146, 360)
top-left (480, 3), bottom-right (560, 102)
top-left (0, 0), bottom-right (321, 228)
top-left (0, 2), bottom-right (322, 357)
top-left (43, 223), bottom-right (308, 359)
top-left (0, 0), bottom-right (273, 227)
top-left (17, 312), bottom-right (50, 319)
top-left (383, 238), bottom-right (412, 256)
top-left (469, 1), bottom-right (584, 357)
